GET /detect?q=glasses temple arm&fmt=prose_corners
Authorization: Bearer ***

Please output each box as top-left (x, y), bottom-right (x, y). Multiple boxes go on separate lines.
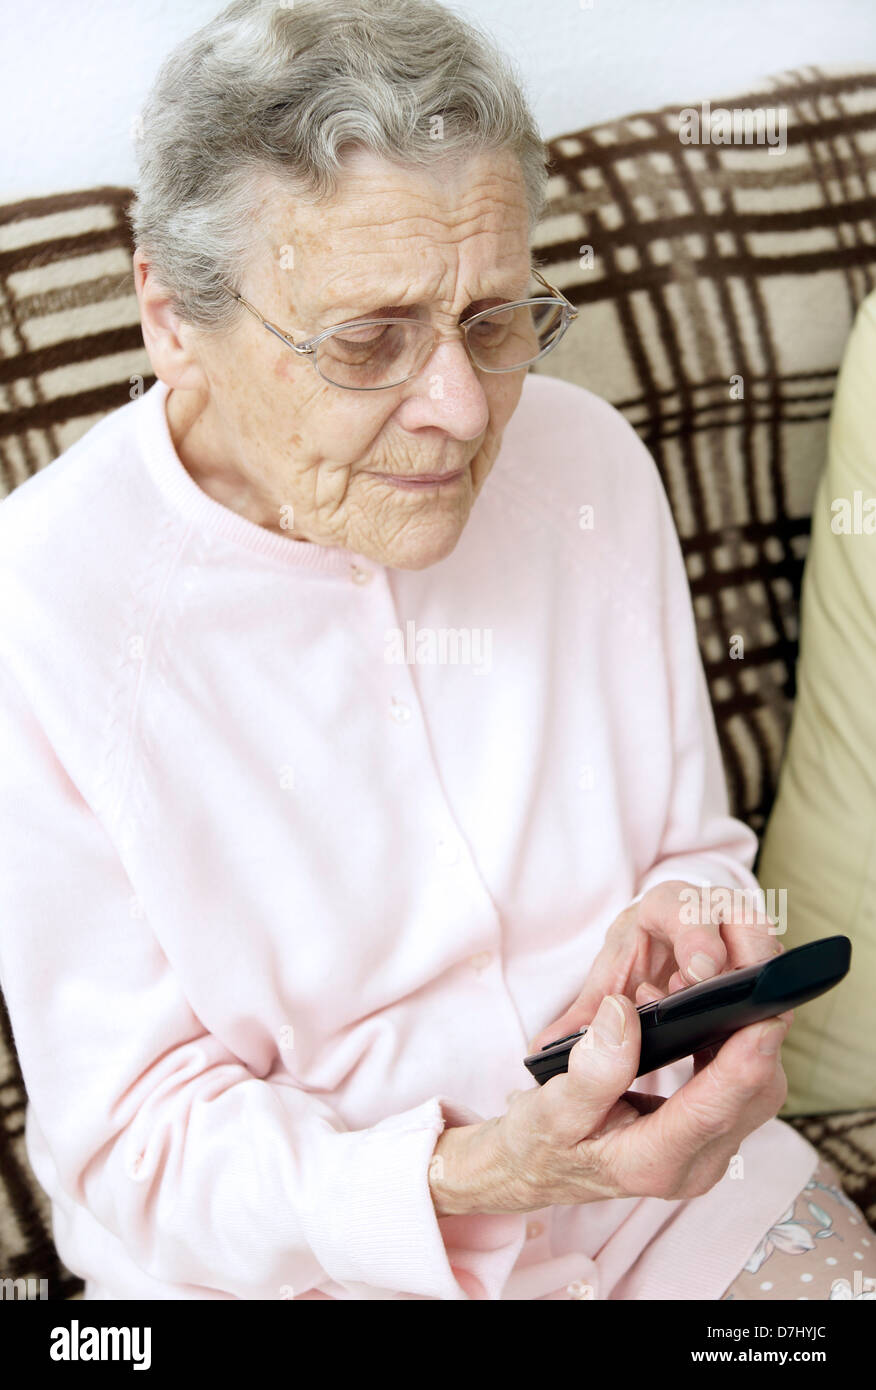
top-left (218, 282), bottom-right (314, 354)
top-left (531, 268), bottom-right (579, 318)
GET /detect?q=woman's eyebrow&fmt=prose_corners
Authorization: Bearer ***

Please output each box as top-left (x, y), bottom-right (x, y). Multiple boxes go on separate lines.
top-left (316, 274), bottom-right (533, 324)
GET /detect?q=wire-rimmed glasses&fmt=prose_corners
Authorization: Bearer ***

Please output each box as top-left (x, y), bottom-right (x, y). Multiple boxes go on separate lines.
top-left (219, 268), bottom-right (578, 391)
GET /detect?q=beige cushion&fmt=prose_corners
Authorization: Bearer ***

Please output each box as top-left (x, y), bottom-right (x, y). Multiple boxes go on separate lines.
top-left (758, 288), bottom-right (876, 1114)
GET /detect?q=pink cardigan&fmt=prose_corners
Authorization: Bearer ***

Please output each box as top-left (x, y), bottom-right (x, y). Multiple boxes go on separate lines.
top-left (0, 374), bottom-right (817, 1300)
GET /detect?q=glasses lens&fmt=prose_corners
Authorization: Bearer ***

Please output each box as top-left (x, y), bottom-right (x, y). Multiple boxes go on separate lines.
top-left (465, 299), bottom-right (568, 372)
top-left (315, 319), bottom-right (434, 390)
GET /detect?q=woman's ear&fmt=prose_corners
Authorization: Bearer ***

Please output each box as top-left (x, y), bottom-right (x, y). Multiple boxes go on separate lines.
top-left (132, 247), bottom-right (205, 392)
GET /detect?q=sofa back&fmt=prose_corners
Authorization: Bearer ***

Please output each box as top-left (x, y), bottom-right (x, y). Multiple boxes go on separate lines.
top-left (532, 63), bottom-right (876, 835)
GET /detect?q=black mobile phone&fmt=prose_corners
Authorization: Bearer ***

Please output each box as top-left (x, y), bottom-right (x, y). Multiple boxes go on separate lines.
top-left (523, 934), bottom-right (852, 1085)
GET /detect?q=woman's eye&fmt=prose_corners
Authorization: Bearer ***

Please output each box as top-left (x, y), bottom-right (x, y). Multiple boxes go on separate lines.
top-left (470, 314), bottom-right (511, 342)
top-left (335, 325), bottom-right (389, 347)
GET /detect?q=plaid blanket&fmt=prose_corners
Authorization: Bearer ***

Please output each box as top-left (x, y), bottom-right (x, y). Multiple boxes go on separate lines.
top-left (1, 62), bottom-right (875, 1297)
top-left (532, 62), bottom-right (876, 836)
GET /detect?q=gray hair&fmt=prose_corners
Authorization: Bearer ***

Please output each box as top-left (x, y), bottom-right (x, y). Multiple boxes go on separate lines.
top-left (129, 0), bottom-right (548, 331)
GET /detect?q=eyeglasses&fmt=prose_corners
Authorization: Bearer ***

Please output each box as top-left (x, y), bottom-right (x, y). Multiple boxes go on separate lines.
top-left (219, 268), bottom-right (578, 391)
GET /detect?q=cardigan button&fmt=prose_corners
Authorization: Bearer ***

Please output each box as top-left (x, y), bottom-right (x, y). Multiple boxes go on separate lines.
top-left (389, 697), bottom-right (411, 724)
top-left (567, 1280), bottom-right (594, 1299)
top-left (350, 564), bottom-right (373, 585)
top-left (468, 951), bottom-right (492, 971)
top-left (526, 1221), bottom-right (544, 1240)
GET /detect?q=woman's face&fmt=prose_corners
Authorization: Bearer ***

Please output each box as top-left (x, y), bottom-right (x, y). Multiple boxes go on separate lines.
top-left (137, 149), bottom-right (534, 570)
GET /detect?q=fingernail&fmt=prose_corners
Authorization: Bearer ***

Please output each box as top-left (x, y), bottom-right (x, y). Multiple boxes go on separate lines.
top-left (688, 952), bottom-right (719, 981)
top-left (592, 995), bottom-right (626, 1047)
top-left (757, 1021), bottom-right (788, 1055)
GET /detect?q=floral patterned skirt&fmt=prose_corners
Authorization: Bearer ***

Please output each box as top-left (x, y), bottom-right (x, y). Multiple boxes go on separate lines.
top-left (721, 1158), bottom-right (876, 1300)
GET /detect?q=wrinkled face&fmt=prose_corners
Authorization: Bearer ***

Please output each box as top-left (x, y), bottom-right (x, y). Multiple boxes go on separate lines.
top-left (138, 148), bottom-right (533, 570)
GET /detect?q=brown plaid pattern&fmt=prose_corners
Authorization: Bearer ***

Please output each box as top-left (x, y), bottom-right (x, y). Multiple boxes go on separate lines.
top-left (0, 185), bottom-right (154, 491)
top-left (2, 65), bottom-right (875, 1297)
top-left (533, 63), bottom-right (876, 838)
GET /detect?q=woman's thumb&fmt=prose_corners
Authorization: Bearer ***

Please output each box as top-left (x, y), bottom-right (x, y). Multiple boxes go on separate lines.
top-left (561, 994), bottom-right (642, 1132)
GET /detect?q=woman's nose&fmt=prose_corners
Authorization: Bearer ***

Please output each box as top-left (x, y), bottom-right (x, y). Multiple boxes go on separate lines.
top-left (401, 335), bottom-right (491, 439)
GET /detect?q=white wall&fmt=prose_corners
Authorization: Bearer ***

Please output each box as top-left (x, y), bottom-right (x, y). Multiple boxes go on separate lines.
top-left (2, 0), bottom-right (875, 200)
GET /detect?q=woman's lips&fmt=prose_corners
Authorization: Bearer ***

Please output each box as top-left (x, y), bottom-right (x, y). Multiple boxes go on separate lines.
top-left (366, 468), bottom-right (467, 491)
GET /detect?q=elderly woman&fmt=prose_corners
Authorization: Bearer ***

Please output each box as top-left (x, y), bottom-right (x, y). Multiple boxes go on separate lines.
top-left (1, 0), bottom-right (874, 1304)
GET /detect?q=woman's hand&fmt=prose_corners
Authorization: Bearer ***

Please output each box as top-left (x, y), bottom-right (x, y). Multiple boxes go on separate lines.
top-left (429, 991), bottom-right (792, 1217)
top-left (526, 878), bottom-right (785, 1055)
top-left (428, 879), bottom-right (792, 1219)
